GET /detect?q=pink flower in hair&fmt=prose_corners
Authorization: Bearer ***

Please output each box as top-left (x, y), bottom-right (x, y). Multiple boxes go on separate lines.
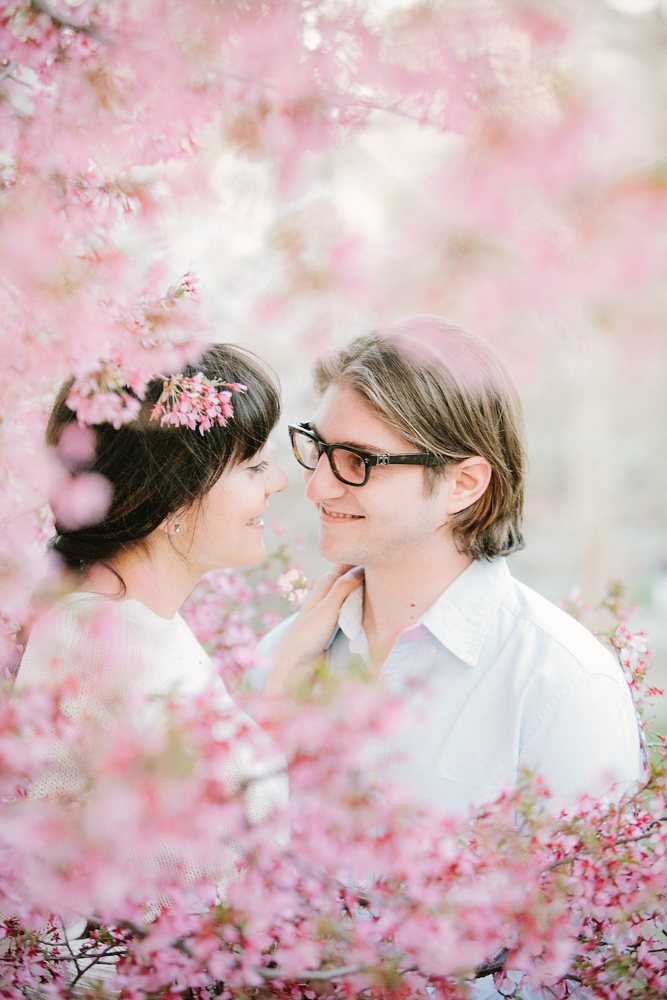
top-left (151, 372), bottom-right (247, 435)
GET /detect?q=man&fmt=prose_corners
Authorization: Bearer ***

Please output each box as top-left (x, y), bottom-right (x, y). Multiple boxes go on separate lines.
top-left (259, 315), bottom-right (643, 814)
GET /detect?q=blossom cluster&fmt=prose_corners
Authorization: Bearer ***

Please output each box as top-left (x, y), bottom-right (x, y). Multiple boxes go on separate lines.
top-left (0, 570), bottom-right (664, 999)
top-left (66, 358), bottom-right (143, 430)
top-left (2, 2), bottom-right (667, 998)
top-left (151, 373), bottom-right (247, 435)
top-left (182, 540), bottom-right (304, 690)
top-left (66, 277), bottom-right (206, 430)
top-left (1, 0), bottom-right (666, 664)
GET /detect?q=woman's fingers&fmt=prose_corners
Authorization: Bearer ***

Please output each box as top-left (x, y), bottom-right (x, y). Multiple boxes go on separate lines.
top-left (318, 565), bottom-right (364, 613)
top-left (300, 564), bottom-right (355, 609)
top-left (289, 565), bottom-right (364, 660)
top-left (263, 565), bottom-right (365, 698)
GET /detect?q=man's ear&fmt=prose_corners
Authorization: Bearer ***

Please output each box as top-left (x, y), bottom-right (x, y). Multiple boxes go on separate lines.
top-left (445, 457), bottom-right (492, 515)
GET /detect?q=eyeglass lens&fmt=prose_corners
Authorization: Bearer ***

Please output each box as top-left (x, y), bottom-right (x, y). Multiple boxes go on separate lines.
top-left (292, 429), bottom-right (367, 485)
top-left (292, 429), bottom-right (320, 469)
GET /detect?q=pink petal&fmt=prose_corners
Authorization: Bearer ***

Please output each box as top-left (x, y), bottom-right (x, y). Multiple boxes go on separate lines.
top-left (49, 472), bottom-right (112, 530)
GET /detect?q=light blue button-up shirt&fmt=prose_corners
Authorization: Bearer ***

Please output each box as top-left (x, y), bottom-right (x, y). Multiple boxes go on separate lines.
top-left (258, 556), bottom-right (643, 813)
top-left (257, 557), bottom-right (643, 999)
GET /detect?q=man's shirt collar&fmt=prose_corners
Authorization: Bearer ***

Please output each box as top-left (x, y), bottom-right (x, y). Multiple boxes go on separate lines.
top-left (337, 584), bottom-right (364, 644)
top-left (336, 557), bottom-right (512, 667)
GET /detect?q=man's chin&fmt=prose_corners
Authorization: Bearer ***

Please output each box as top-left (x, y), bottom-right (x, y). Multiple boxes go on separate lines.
top-left (317, 534), bottom-right (361, 566)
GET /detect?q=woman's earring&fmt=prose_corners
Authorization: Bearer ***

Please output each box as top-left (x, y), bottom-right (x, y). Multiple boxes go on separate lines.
top-left (174, 523), bottom-right (182, 534)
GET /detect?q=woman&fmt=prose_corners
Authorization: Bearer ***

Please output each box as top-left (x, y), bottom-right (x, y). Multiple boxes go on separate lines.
top-left (16, 345), bottom-right (298, 819)
top-left (10, 344), bottom-right (366, 984)
top-left (17, 342), bottom-right (360, 805)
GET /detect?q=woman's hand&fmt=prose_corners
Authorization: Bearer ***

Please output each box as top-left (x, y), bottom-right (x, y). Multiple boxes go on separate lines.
top-left (263, 564), bottom-right (364, 698)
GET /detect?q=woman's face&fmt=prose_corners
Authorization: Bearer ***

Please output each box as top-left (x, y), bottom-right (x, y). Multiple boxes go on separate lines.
top-left (179, 445), bottom-right (289, 571)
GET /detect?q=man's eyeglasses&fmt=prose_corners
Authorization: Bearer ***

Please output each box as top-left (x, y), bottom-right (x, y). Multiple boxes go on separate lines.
top-left (288, 422), bottom-right (444, 488)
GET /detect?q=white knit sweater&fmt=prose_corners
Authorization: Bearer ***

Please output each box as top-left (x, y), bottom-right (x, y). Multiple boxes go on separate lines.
top-left (12, 592), bottom-right (287, 986)
top-left (15, 591), bottom-right (288, 820)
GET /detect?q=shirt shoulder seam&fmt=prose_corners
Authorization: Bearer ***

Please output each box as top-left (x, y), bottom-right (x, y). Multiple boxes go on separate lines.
top-left (521, 671), bottom-right (632, 750)
top-left (500, 595), bottom-right (617, 676)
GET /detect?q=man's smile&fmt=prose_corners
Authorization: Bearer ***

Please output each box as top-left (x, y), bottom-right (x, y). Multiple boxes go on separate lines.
top-left (319, 503), bottom-right (364, 521)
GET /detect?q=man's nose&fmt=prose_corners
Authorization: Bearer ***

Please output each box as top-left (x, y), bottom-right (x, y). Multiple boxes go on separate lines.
top-left (305, 453), bottom-right (348, 503)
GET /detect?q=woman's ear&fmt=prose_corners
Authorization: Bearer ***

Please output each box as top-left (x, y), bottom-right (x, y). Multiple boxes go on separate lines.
top-left (445, 457), bottom-right (492, 515)
top-left (158, 517), bottom-right (183, 536)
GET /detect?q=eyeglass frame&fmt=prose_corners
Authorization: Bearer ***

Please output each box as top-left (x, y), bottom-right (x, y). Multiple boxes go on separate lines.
top-left (288, 422), bottom-right (445, 488)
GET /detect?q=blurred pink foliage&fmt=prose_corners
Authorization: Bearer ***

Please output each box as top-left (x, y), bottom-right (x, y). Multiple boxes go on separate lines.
top-left (2, 0), bottom-right (666, 633)
top-left (2, 1), bottom-right (667, 997)
top-left (182, 543), bottom-right (307, 691)
top-left (183, 571), bottom-right (274, 692)
top-left (47, 469), bottom-right (111, 530)
top-left (2, 594), bottom-right (667, 998)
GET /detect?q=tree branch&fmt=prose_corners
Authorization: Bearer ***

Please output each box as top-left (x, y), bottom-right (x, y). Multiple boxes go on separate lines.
top-left (0, 61), bottom-right (19, 85)
top-left (546, 826), bottom-right (658, 871)
top-left (116, 920), bottom-right (148, 939)
top-left (257, 963), bottom-right (367, 982)
top-left (29, 0), bottom-right (106, 41)
top-left (255, 948), bottom-right (511, 983)
top-left (57, 918), bottom-right (83, 981)
top-left (69, 946), bottom-right (125, 987)
top-left (473, 948), bottom-right (510, 978)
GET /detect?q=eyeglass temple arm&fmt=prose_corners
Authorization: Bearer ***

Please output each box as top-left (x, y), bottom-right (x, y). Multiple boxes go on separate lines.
top-left (370, 454), bottom-right (444, 467)
top-left (290, 427), bottom-right (445, 467)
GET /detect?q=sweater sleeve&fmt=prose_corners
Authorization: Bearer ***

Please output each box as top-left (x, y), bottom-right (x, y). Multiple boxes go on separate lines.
top-left (15, 595), bottom-right (289, 831)
top-left (245, 612), bottom-right (298, 693)
top-left (14, 596), bottom-right (153, 796)
top-left (16, 597), bottom-right (136, 705)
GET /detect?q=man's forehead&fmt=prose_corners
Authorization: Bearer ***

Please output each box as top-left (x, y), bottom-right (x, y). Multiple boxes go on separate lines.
top-left (311, 383), bottom-right (412, 451)
top-left (310, 421), bottom-right (383, 453)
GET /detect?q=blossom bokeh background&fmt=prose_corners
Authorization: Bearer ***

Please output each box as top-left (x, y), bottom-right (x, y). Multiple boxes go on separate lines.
top-left (3, 0), bottom-right (667, 684)
top-left (5, 2), bottom-right (667, 994)
top-left (153, 0), bottom-right (667, 690)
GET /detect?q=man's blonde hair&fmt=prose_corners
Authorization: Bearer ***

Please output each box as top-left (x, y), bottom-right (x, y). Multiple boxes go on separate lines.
top-left (313, 317), bottom-right (525, 561)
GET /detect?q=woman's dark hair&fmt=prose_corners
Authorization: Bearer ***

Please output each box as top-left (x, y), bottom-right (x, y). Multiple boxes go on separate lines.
top-left (47, 344), bottom-right (280, 575)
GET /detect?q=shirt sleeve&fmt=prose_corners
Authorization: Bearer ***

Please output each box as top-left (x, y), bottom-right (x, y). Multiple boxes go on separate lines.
top-left (245, 613), bottom-right (298, 692)
top-left (518, 672), bottom-right (645, 806)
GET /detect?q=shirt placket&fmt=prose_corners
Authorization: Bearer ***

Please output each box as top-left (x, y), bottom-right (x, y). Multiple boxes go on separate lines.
top-left (366, 626), bottom-right (432, 781)
top-left (379, 625), bottom-right (429, 695)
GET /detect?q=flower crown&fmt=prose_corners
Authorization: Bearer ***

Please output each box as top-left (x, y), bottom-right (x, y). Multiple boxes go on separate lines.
top-left (150, 372), bottom-right (247, 435)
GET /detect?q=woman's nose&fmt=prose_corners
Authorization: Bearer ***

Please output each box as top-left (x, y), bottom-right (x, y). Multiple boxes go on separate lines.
top-left (267, 457), bottom-right (289, 495)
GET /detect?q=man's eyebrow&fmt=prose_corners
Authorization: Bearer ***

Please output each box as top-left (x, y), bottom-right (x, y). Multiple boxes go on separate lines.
top-left (310, 423), bottom-right (385, 453)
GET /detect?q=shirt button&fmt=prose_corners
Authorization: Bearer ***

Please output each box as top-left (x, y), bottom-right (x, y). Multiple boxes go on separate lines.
top-left (429, 645), bottom-right (438, 655)
top-left (366, 771), bottom-right (378, 783)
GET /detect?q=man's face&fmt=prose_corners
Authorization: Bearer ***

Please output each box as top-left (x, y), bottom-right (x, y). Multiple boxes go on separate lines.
top-left (304, 383), bottom-right (451, 568)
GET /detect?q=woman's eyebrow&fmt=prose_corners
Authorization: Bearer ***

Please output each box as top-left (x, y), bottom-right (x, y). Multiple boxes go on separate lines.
top-left (311, 423), bottom-right (385, 453)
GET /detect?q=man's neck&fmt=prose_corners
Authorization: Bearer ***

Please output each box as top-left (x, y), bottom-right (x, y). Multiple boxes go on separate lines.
top-left (362, 541), bottom-right (472, 670)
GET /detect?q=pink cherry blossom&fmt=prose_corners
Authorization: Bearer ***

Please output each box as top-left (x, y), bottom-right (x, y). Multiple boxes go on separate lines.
top-left (47, 471), bottom-right (111, 531)
top-left (1, 2), bottom-right (667, 997)
top-left (151, 374), bottom-right (246, 435)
